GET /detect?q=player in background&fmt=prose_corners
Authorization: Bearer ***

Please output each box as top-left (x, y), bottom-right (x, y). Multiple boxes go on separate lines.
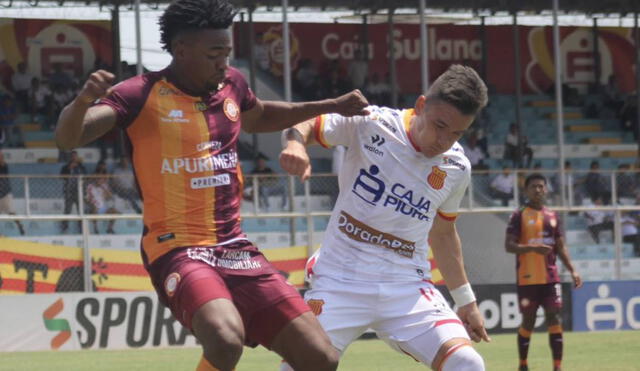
top-left (505, 173), bottom-right (582, 371)
top-left (280, 65), bottom-right (490, 371)
top-left (54, 0), bottom-right (369, 370)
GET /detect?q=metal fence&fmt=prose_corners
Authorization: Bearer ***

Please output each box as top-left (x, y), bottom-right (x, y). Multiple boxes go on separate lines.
top-left (1, 169), bottom-right (639, 292)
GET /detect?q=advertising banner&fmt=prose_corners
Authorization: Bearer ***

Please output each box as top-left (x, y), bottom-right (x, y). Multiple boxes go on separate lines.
top-left (0, 292), bottom-right (198, 351)
top-left (0, 18), bottom-right (113, 93)
top-left (237, 22), bottom-right (637, 95)
top-left (572, 280), bottom-right (640, 331)
top-left (439, 283), bottom-right (573, 334)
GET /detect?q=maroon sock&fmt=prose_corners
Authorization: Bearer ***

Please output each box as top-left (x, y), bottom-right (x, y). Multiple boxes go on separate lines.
top-left (517, 327), bottom-right (532, 365)
top-left (549, 332), bottom-right (563, 367)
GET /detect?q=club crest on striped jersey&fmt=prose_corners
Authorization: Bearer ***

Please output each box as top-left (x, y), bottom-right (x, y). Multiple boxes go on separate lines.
top-left (307, 299), bottom-right (325, 316)
top-left (427, 166), bottom-right (447, 190)
top-left (223, 98), bottom-right (239, 122)
top-left (164, 272), bottom-right (181, 297)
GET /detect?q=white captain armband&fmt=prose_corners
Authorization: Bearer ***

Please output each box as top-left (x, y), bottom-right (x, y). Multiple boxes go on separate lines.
top-left (450, 283), bottom-right (476, 307)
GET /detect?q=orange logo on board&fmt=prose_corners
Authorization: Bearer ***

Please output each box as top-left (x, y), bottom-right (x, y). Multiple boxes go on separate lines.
top-left (223, 98), bottom-right (239, 122)
top-left (307, 299), bottom-right (325, 316)
top-left (427, 166), bottom-right (447, 190)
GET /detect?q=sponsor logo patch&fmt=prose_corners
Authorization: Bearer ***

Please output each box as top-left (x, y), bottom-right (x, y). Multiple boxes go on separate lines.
top-left (427, 166), bottom-right (447, 190)
top-left (165, 272), bottom-right (180, 297)
top-left (307, 299), bottom-right (325, 316)
top-left (337, 210), bottom-right (416, 258)
top-left (157, 232), bottom-right (175, 243)
top-left (194, 102), bottom-right (208, 111)
top-left (223, 98), bottom-right (240, 122)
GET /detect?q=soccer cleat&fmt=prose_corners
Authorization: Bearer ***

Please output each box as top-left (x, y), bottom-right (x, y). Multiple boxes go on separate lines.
top-left (518, 366), bottom-right (529, 371)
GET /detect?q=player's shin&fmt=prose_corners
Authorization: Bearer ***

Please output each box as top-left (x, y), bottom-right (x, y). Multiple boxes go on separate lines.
top-left (517, 327), bottom-right (531, 370)
top-left (548, 324), bottom-right (563, 370)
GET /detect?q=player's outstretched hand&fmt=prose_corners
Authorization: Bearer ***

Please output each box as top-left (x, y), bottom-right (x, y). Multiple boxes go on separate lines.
top-left (457, 302), bottom-right (491, 343)
top-left (280, 140), bottom-right (312, 182)
top-left (77, 70), bottom-right (115, 105)
top-left (332, 89), bottom-right (370, 117)
top-left (572, 271), bottom-right (583, 288)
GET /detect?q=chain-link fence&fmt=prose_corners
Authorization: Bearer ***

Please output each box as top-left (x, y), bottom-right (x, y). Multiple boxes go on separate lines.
top-left (1, 170), bottom-right (639, 294)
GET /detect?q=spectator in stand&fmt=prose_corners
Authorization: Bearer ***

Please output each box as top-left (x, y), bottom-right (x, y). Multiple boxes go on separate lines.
top-left (0, 151), bottom-right (25, 235)
top-left (28, 77), bottom-right (53, 128)
top-left (320, 69), bottom-right (350, 100)
top-left (622, 211), bottom-right (640, 257)
top-left (583, 196), bottom-right (614, 244)
top-left (616, 163), bottom-right (636, 201)
top-left (86, 160), bottom-right (118, 234)
top-left (51, 84), bottom-right (74, 120)
top-left (60, 150), bottom-right (86, 233)
top-left (365, 72), bottom-right (391, 106)
top-left (584, 160), bottom-right (610, 204)
top-left (252, 156), bottom-right (286, 210)
top-left (295, 58), bottom-right (318, 101)
top-left (111, 157), bottom-right (141, 213)
top-left (463, 131), bottom-right (485, 167)
top-left (48, 63), bottom-right (73, 90)
top-left (603, 75), bottom-right (624, 113)
top-left (347, 49), bottom-right (368, 91)
top-left (11, 62), bottom-right (32, 112)
top-left (0, 94), bottom-right (18, 147)
top-left (253, 32), bottom-right (270, 72)
top-left (521, 136), bottom-right (533, 168)
top-left (503, 123), bottom-right (519, 168)
top-left (619, 95), bottom-right (638, 141)
top-left (490, 166), bottom-right (515, 206)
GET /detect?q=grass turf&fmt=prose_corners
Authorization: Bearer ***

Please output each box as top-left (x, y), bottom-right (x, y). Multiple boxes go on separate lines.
top-left (1, 331), bottom-right (638, 370)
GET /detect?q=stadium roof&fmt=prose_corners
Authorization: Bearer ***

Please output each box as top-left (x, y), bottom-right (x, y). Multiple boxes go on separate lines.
top-left (2, 0), bottom-right (640, 15)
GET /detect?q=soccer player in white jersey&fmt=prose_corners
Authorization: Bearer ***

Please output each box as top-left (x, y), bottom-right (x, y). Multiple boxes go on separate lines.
top-left (279, 65), bottom-right (490, 371)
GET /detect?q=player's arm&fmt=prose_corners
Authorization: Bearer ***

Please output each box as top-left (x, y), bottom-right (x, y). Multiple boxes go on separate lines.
top-left (429, 215), bottom-right (490, 343)
top-left (278, 119), bottom-right (316, 181)
top-left (556, 235), bottom-right (583, 288)
top-left (55, 70), bottom-right (117, 150)
top-left (505, 234), bottom-right (553, 255)
top-left (240, 90), bottom-right (369, 133)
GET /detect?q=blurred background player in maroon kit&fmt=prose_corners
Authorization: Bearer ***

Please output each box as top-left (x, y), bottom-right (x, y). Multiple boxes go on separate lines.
top-left (505, 173), bottom-right (582, 371)
top-left (54, 0), bottom-right (369, 370)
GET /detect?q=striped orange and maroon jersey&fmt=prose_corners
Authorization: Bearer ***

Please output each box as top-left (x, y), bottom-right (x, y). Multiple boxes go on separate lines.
top-left (506, 205), bottom-right (563, 286)
top-left (98, 67), bottom-right (256, 264)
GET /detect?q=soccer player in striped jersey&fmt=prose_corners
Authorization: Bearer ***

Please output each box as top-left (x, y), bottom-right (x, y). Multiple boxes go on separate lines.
top-left (280, 65), bottom-right (490, 371)
top-left (505, 173), bottom-right (582, 371)
top-left (54, 0), bottom-right (369, 370)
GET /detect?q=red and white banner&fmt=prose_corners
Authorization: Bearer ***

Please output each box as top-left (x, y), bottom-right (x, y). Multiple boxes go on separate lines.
top-left (236, 23), bottom-right (637, 95)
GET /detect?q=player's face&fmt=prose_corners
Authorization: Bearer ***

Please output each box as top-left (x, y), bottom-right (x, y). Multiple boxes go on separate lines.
top-left (526, 179), bottom-right (547, 204)
top-left (177, 28), bottom-right (232, 92)
top-left (412, 96), bottom-right (475, 158)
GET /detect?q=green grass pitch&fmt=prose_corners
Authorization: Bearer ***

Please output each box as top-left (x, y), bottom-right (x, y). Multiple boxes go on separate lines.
top-left (1, 331), bottom-right (638, 370)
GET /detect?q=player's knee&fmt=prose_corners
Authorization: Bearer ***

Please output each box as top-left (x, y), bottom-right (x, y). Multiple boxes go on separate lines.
top-left (441, 345), bottom-right (485, 371)
top-left (296, 345), bottom-right (339, 371)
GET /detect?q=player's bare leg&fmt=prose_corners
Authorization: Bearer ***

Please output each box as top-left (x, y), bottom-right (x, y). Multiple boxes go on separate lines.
top-left (545, 309), bottom-right (563, 371)
top-left (517, 311), bottom-right (537, 371)
top-left (191, 298), bottom-right (245, 371)
top-left (270, 311), bottom-right (339, 371)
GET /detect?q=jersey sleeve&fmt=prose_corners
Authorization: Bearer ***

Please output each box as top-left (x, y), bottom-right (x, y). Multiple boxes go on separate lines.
top-left (226, 67), bottom-right (256, 112)
top-left (437, 167), bottom-right (470, 220)
top-left (313, 112), bottom-right (367, 148)
top-left (506, 209), bottom-right (522, 238)
top-left (97, 74), bottom-right (154, 129)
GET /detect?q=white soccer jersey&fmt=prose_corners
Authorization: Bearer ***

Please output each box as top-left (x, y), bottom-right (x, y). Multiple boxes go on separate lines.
top-left (311, 106), bottom-right (471, 282)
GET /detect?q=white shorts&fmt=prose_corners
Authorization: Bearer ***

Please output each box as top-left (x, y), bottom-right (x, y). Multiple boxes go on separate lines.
top-left (305, 275), bottom-right (470, 365)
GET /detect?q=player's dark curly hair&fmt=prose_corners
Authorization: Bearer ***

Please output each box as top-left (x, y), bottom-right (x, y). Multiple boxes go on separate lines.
top-left (159, 0), bottom-right (236, 53)
top-left (426, 64), bottom-right (488, 116)
top-left (525, 173), bottom-right (547, 188)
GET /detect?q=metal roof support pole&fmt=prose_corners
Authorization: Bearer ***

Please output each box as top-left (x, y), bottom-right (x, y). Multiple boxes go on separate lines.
top-left (480, 16), bottom-right (487, 82)
top-left (419, 0), bottom-right (429, 92)
top-left (134, 0), bottom-right (143, 75)
top-left (592, 18), bottom-right (601, 87)
top-left (247, 7), bottom-right (258, 151)
top-left (552, 0), bottom-right (567, 206)
top-left (111, 5), bottom-right (122, 80)
top-left (282, 0), bottom-right (292, 102)
top-left (512, 11), bottom-right (523, 169)
top-left (635, 13), bottom-right (640, 149)
top-left (388, 8), bottom-right (398, 107)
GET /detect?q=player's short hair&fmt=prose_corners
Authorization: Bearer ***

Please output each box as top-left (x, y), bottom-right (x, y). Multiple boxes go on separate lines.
top-left (525, 173), bottom-right (547, 188)
top-left (159, 0), bottom-right (236, 53)
top-left (425, 64), bottom-right (488, 116)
